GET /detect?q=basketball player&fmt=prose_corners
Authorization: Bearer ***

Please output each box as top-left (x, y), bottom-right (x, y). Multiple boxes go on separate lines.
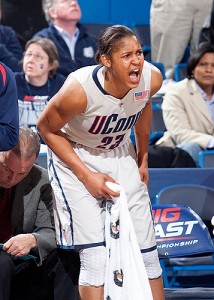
top-left (37, 25), bottom-right (164, 300)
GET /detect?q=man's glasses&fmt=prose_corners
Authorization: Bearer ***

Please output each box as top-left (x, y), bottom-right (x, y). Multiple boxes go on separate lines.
top-left (55, 0), bottom-right (77, 5)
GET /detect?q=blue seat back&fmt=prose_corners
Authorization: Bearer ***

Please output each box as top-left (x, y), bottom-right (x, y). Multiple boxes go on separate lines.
top-left (152, 204), bottom-right (214, 258)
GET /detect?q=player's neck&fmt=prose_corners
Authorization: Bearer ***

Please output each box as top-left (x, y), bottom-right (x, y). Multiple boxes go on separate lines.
top-left (104, 70), bottom-right (130, 99)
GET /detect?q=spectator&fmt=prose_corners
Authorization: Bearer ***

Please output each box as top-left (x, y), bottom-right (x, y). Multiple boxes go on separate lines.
top-left (198, 0), bottom-right (214, 45)
top-left (0, 62), bottom-right (19, 151)
top-left (156, 43), bottom-right (214, 166)
top-left (150, 0), bottom-right (212, 79)
top-left (34, 0), bottom-right (97, 77)
top-left (0, 0), bottom-right (23, 72)
top-left (1, 0), bottom-right (48, 49)
top-left (0, 127), bottom-right (77, 300)
top-left (15, 37), bottom-right (65, 132)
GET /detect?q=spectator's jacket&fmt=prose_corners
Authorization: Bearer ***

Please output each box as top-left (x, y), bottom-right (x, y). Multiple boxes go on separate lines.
top-left (0, 25), bottom-right (23, 72)
top-left (34, 23), bottom-right (97, 77)
top-left (156, 78), bottom-right (214, 149)
top-left (11, 165), bottom-right (56, 266)
top-left (0, 62), bottom-right (19, 151)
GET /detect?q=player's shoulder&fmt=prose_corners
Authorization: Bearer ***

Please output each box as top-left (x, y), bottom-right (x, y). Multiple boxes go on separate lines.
top-left (68, 65), bottom-right (98, 82)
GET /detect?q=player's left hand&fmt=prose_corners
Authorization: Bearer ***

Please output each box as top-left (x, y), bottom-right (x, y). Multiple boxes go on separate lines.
top-left (139, 166), bottom-right (149, 186)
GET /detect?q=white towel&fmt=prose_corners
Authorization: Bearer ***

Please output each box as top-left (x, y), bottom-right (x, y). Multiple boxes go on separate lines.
top-left (104, 182), bottom-right (153, 300)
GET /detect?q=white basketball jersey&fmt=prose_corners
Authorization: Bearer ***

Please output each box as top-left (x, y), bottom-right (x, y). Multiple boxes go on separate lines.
top-left (62, 61), bottom-right (151, 150)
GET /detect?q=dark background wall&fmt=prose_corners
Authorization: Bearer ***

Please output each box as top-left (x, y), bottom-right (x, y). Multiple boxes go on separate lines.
top-left (0, 0), bottom-right (152, 49)
top-left (78, 0), bottom-right (152, 26)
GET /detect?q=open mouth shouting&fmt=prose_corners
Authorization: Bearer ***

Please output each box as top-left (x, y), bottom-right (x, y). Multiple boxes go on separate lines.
top-left (129, 68), bottom-right (140, 84)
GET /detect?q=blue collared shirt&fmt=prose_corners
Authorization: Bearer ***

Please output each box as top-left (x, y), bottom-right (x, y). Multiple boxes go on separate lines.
top-left (54, 25), bottom-right (79, 60)
top-left (196, 81), bottom-right (214, 123)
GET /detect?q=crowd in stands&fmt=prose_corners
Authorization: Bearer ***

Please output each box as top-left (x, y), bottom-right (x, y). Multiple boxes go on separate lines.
top-left (0, 0), bottom-right (214, 298)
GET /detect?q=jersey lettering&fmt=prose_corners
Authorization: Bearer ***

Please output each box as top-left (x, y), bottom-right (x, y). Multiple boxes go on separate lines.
top-left (88, 116), bottom-right (107, 134)
top-left (88, 111), bottom-right (141, 135)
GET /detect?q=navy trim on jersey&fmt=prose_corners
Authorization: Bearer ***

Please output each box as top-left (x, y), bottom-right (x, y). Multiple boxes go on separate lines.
top-left (57, 241), bottom-right (105, 250)
top-left (140, 245), bottom-right (157, 253)
top-left (74, 241), bottom-right (105, 249)
top-left (92, 65), bottom-right (110, 95)
top-left (49, 150), bottom-right (74, 246)
top-left (57, 245), bottom-right (76, 250)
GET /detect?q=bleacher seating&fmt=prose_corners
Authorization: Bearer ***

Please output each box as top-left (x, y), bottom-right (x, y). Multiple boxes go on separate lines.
top-left (174, 63), bottom-right (187, 82)
top-left (148, 168), bottom-right (214, 204)
top-left (150, 61), bottom-right (166, 79)
top-left (198, 150), bottom-right (214, 168)
top-left (154, 184), bottom-right (214, 236)
top-left (151, 95), bottom-right (165, 133)
top-left (152, 203), bottom-right (214, 288)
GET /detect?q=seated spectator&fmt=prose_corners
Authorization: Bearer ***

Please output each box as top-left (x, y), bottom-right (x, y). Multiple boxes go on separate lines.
top-left (156, 43), bottom-right (214, 166)
top-left (34, 0), bottom-right (97, 77)
top-left (0, 127), bottom-right (77, 300)
top-left (198, 0), bottom-right (214, 45)
top-left (0, 62), bottom-right (19, 151)
top-left (15, 37), bottom-right (65, 132)
top-left (0, 0), bottom-right (23, 72)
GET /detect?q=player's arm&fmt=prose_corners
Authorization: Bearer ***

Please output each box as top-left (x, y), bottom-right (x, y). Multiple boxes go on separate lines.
top-left (134, 101), bottom-right (152, 186)
top-left (134, 67), bottom-right (162, 185)
top-left (150, 66), bottom-right (163, 96)
top-left (37, 76), bottom-right (88, 175)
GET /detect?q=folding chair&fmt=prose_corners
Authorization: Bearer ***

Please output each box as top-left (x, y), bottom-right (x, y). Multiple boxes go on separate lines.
top-left (151, 104), bottom-right (166, 133)
top-left (198, 150), bottom-right (214, 168)
top-left (152, 204), bottom-right (214, 288)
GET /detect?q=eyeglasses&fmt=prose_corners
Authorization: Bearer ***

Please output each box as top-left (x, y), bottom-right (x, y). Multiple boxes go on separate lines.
top-left (55, 0), bottom-right (77, 5)
top-left (24, 52), bottom-right (47, 62)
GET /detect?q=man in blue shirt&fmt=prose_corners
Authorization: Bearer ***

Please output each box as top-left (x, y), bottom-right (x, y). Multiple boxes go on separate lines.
top-left (34, 0), bottom-right (97, 77)
top-left (0, 62), bottom-right (19, 151)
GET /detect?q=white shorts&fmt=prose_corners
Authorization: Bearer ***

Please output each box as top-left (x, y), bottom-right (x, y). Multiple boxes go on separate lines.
top-left (48, 140), bottom-right (157, 252)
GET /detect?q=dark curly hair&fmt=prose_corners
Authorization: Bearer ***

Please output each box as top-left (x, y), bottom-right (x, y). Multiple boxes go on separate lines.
top-left (187, 42), bottom-right (214, 79)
